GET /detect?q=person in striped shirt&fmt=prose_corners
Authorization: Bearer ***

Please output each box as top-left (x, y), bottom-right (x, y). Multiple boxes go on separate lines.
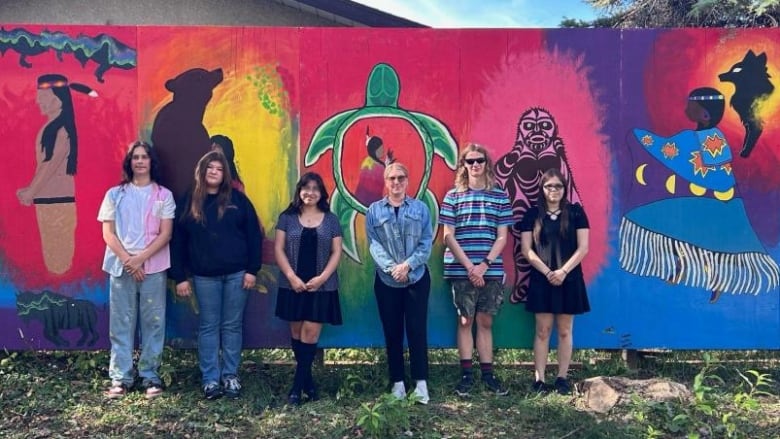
top-left (440, 143), bottom-right (513, 397)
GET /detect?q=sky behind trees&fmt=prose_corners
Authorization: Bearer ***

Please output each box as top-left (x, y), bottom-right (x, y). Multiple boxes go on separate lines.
top-left (353, 0), bottom-right (598, 28)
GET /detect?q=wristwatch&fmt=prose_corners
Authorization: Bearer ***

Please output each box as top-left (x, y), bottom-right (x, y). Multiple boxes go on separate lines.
top-left (481, 257), bottom-right (493, 266)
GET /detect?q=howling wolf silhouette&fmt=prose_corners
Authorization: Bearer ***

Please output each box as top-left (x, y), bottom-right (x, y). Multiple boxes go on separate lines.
top-left (718, 50), bottom-right (774, 158)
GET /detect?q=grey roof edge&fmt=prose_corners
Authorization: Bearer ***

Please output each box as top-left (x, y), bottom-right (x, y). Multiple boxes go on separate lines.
top-left (277, 0), bottom-right (428, 27)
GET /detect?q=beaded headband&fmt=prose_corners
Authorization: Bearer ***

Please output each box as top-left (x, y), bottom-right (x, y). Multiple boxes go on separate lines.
top-left (688, 94), bottom-right (724, 101)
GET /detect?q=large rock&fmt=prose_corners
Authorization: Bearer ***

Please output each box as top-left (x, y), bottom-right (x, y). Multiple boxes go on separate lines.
top-left (580, 376), bottom-right (691, 413)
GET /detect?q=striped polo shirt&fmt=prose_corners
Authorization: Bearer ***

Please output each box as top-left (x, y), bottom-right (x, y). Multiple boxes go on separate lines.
top-left (439, 186), bottom-right (513, 280)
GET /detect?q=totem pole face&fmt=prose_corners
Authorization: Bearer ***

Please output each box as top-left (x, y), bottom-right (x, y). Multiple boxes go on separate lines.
top-left (516, 108), bottom-right (557, 152)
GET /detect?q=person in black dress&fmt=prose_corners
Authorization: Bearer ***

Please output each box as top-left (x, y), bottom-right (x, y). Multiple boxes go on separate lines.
top-left (274, 172), bottom-right (343, 405)
top-left (519, 168), bottom-right (589, 395)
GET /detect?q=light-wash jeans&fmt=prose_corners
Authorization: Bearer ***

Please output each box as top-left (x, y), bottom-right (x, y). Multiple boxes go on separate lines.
top-left (193, 271), bottom-right (248, 385)
top-left (108, 271), bottom-right (167, 386)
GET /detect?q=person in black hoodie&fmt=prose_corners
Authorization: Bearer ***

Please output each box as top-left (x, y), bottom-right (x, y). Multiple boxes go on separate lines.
top-left (171, 151), bottom-right (262, 400)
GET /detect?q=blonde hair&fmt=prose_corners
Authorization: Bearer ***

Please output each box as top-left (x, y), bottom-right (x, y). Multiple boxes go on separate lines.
top-left (454, 143), bottom-right (496, 191)
top-left (384, 162), bottom-right (409, 179)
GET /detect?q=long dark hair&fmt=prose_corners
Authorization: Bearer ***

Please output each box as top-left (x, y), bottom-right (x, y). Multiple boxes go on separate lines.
top-left (37, 74), bottom-right (94, 176)
top-left (120, 140), bottom-right (161, 185)
top-left (210, 134), bottom-right (243, 185)
top-left (533, 168), bottom-right (570, 246)
top-left (187, 151), bottom-right (233, 224)
top-left (283, 172), bottom-right (330, 215)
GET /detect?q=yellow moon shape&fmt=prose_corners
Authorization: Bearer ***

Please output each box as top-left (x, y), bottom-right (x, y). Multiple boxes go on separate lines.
top-left (689, 183), bottom-right (706, 196)
top-left (665, 175), bottom-right (676, 194)
top-left (635, 164), bottom-right (648, 185)
top-left (714, 187), bottom-right (734, 201)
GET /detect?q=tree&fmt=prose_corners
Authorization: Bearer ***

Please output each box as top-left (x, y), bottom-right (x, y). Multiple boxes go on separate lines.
top-left (561, 0), bottom-right (780, 27)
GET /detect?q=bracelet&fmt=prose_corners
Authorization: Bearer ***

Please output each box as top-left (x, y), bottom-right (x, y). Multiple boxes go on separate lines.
top-left (562, 268), bottom-right (568, 275)
top-left (545, 269), bottom-right (551, 276)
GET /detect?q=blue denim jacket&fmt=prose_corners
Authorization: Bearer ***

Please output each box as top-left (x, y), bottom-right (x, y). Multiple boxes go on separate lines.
top-left (366, 196), bottom-right (433, 288)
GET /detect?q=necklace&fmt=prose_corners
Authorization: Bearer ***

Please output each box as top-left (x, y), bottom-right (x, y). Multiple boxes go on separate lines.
top-left (546, 209), bottom-right (561, 221)
top-left (300, 210), bottom-right (323, 227)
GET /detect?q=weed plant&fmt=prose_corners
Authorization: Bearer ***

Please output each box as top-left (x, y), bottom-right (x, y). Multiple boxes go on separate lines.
top-left (1, 349), bottom-right (778, 438)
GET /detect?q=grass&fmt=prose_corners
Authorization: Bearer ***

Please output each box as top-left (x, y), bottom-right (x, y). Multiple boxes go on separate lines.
top-left (1, 349), bottom-right (778, 438)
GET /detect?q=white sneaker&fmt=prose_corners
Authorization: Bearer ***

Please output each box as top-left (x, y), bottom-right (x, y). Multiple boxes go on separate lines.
top-left (412, 380), bottom-right (430, 405)
top-left (390, 381), bottom-right (406, 399)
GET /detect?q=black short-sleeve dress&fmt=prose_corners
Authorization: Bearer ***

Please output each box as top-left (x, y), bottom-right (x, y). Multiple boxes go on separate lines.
top-left (518, 203), bottom-right (590, 315)
top-left (274, 211), bottom-right (343, 325)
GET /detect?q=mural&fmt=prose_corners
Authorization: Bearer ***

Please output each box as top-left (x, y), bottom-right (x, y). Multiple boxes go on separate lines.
top-left (0, 25), bottom-right (778, 350)
top-left (305, 62), bottom-right (458, 262)
top-left (495, 107), bottom-right (583, 303)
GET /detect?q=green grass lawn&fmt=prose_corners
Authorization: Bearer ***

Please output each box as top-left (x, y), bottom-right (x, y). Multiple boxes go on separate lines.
top-left (1, 349), bottom-right (778, 438)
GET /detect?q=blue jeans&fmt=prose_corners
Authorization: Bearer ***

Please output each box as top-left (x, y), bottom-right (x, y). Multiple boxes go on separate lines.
top-left (108, 271), bottom-right (167, 386)
top-left (193, 271), bottom-right (248, 384)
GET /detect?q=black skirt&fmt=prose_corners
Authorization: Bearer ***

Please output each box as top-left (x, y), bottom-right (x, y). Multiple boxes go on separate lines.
top-left (525, 268), bottom-right (590, 315)
top-left (275, 288), bottom-right (343, 325)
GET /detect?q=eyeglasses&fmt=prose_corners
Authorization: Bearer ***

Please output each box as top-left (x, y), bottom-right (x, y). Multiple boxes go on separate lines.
top-left (464, 157), bottom-right (486, 165)
top-left (387, 175), bottom-right (407, 182)
top-left (543, 184), bottom-right (564, 191)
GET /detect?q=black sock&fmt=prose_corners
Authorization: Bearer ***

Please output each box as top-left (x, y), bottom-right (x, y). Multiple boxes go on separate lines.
top-left (299, 341), bottom-right (317, 390)
top-left (292, 337), bottom-right (302, 360)
top-left (460, 359), bottom-right (473, 377)
top-left (480, 362), bottom-right (493, 378)
top-left (291, 339), bottom-right (307, 393)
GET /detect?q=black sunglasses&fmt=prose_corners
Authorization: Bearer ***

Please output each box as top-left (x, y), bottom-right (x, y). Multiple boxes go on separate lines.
top-left (464, 157), bottom-right (486, 165)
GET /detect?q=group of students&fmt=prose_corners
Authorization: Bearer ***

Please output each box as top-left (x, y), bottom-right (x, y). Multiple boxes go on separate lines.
top-left (98, 140), bottom-right (590, 404)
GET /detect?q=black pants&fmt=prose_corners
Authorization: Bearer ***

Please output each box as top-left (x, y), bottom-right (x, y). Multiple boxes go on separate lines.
top-left (374, 268), bottom-right (430, 382)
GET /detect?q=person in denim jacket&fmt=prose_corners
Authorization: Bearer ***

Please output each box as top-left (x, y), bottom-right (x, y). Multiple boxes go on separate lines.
top-left (98, 141), bottom-right (175, 399)
top-left (366, 162), bottom-right (433, 404)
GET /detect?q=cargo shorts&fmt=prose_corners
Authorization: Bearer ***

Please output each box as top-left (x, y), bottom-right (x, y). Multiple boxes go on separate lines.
top-left (451, 279), bottom-right (505, 318)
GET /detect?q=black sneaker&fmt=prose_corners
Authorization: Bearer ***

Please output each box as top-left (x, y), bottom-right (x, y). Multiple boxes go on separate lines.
top-left (304, 386), bottom-right (319, 402)
top-left (482, 374), bottom-right (509, 396)
top-left (454, 374), bottom-right (473, 397)
top-left (203, 382), bottom-right (223, 400)
top-left (287, 389), bottom-right (303, 406)
top-left (532, 380), bottom-right (549, 393)
top-left (554, 377), bottom-right (571, 395)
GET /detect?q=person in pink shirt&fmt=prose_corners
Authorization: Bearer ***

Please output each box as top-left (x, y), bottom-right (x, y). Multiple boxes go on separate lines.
top-left (98, 140), bottom-right (175, 399)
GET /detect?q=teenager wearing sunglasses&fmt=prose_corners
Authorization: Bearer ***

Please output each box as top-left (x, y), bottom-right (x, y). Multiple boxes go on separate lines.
top-left (519, 168), bottom-right (590, 395)
top-left (440, 143), bottom-right (513, 397)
